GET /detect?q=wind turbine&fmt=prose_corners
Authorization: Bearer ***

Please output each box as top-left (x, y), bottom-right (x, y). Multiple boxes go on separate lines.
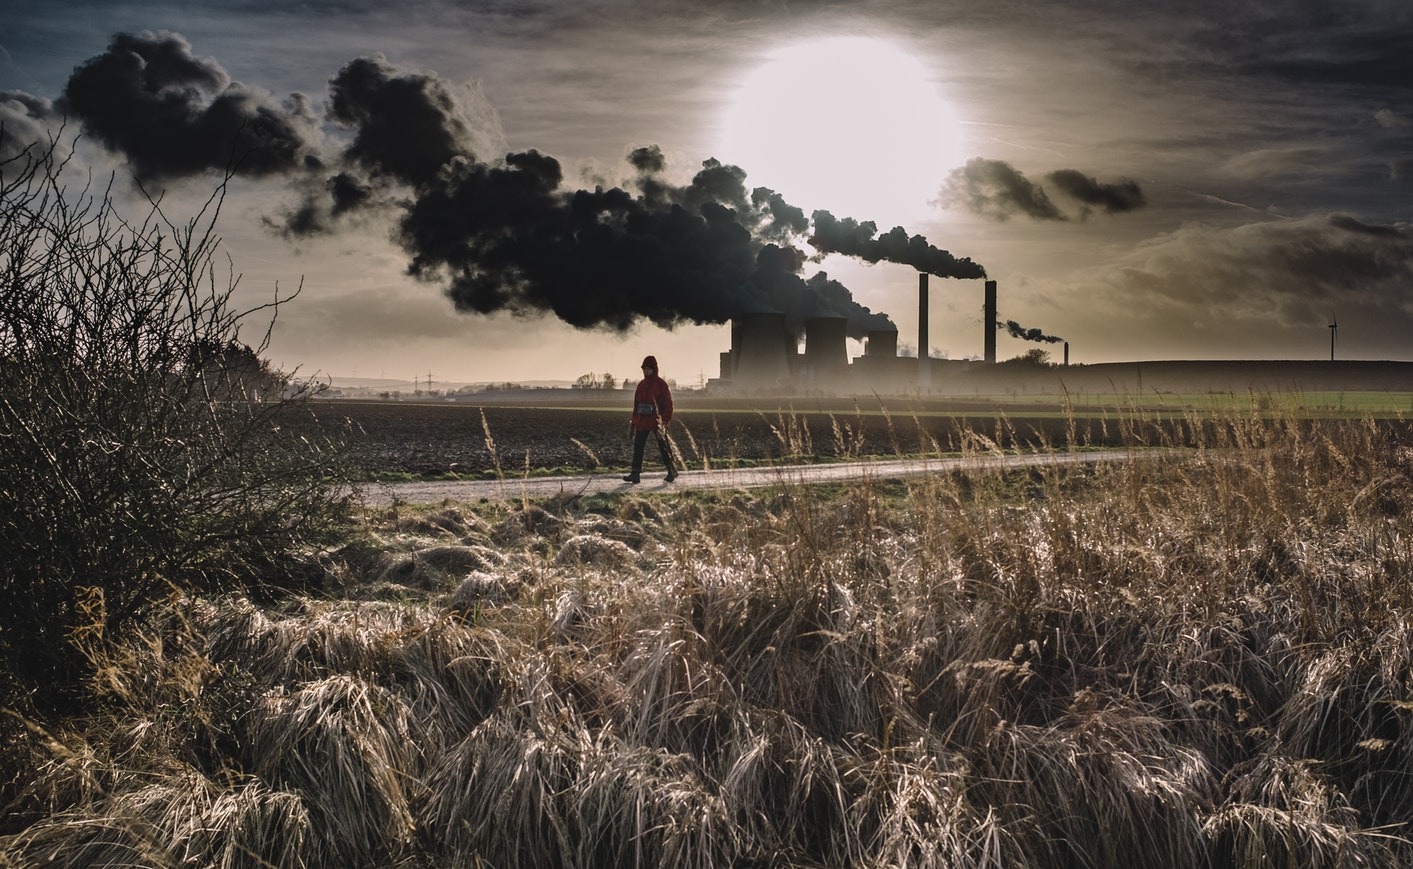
top-left (1328, 312), bottom-right (1337, 362)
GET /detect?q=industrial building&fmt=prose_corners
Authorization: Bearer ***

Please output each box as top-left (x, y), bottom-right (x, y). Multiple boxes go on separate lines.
top-left (710, 277), bottom-right (1000, 394)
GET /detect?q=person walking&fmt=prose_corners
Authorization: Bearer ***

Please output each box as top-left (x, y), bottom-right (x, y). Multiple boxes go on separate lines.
top-left (623, 355), bottom-right (676, 483)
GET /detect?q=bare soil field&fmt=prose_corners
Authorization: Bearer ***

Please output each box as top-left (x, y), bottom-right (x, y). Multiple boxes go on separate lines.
top-left (300, 393), bottom-right (1413, 478)
top-left (300, 398), bottom-right (1101, 477)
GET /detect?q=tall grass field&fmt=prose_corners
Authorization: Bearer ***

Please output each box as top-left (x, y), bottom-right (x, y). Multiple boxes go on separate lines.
top-left (6, 404), bottom-right (1413, 868)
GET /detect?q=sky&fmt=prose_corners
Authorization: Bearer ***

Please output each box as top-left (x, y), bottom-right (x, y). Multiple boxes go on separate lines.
top-left (2, 0), bottom-right (1411, 385)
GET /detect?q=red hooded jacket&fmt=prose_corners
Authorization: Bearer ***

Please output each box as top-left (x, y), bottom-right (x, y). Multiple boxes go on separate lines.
top-left (630, 356), bottom-right (673, 433)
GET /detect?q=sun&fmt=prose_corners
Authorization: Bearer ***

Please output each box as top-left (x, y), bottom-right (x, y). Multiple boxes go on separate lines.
top-left (715, 35), bottom-right (963, 228)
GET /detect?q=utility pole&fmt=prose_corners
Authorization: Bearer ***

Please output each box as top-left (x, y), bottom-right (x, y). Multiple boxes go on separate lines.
top-left (1329, 313), bottom-right (1337, 362)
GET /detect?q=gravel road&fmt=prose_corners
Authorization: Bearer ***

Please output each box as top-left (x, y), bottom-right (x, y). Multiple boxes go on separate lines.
top-left (355, 448), bottom-right (1145, 505)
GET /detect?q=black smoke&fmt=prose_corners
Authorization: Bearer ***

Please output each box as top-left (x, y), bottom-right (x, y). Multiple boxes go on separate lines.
top-left (328, 55), bottom-right (480, 189)
top-left (392, 147), bottom-right (895, 336)
top-left (23, 36), bottom-right (991, 337)
top-left (59, 31), bottom-right (317, 181)
top-left (267, 53), bottom-right (911, 336)
top-left (939, 158), bottom-right (1065, 221)
top-left (1000, 319), bottom-right (1064, 343)
top-left (270, 54), bottom-right (495, 238)
top-left (751, 246), bottom-right (894, 338)
top-left (807, 211), bottom-right (987, 279)
top-left (750, 187), bottom-right (809, 243)
top-left (1048, 169), bottom-right (1146, 216)
top-left (939, 157), bottom-right (1146, 222)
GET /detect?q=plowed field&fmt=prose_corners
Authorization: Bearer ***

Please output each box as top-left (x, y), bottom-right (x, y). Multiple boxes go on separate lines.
top-left (301, 398), bottom-right (1095, 478)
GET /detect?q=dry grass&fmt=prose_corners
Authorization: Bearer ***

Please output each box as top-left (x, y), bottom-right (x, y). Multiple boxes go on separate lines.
top-left (5, 404), bottom-right (1413, 866)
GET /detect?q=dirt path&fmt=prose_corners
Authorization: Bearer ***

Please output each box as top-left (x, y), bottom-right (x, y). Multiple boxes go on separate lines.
top-left (355, 448), bottom-right (1149, 505)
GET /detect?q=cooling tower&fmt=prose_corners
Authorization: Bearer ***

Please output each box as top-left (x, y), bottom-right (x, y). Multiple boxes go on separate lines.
top-left (984, 280), bottom-right (997, 365)
top-left (866, 329), bottom-right (898, 358)
top-left (804, 316), bottom-right (848, 382)
top-left (731, 312), bottom-right (792, 387)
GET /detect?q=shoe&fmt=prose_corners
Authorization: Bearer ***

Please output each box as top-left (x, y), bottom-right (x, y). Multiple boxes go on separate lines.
top-left (664, 471), bottom-right (678, 482)
top-left (622, 475), bottom-right (640, 483)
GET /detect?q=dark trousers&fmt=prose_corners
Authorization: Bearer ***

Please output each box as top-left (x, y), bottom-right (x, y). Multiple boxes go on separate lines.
top-left (630, 428), bottom-right (674, 477)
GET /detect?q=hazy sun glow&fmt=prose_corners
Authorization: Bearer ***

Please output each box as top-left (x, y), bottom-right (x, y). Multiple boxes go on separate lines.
top-left (716, 36), bottom-right (963, 228)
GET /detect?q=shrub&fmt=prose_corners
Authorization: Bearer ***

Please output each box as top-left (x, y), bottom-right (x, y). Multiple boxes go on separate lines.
top-left (0, 140), bottom-right (350, 713)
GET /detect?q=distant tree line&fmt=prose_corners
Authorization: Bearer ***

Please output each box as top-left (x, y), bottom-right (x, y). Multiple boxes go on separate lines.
top-left (573, 372), bottom-right (623, 390)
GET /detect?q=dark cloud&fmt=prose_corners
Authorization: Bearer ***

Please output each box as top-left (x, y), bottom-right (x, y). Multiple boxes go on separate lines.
top-left (59, 31), bottom-right (317, 181)
top-left (1231, 26), bottom-right (1413, 91)
top-left (939, 158), bottom-right (1148, 222)
top-left (1326, 214), bottom-right (1403, 237)
top-left (1046, 169), bottom-right (1146, 216)
top-left (1093, 213), bottom-right (1413, 329)
top-left (807, 210), bottom-right (987, 279)
top-left (938, 158), bottom-right (1065, 222)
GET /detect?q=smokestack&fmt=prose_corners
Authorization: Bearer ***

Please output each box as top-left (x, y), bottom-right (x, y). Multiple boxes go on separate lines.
top-left (984, 280), bottom-right (997, 365)
top-left (1064, 341), bottom-right (1069, 366)
top-left (919, 273), bottom-right (930, 388)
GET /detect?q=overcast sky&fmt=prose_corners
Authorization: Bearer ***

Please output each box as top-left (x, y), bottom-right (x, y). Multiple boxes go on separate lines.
top-left (3, 0), bottom-right (1411, 384)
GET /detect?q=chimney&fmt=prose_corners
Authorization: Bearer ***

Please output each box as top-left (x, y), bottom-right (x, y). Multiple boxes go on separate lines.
top-left (919, 272), bottom-right (930, 388)
top-left (983, 280), bottom-right (997, 365)
top-left (1063, 341), bottom-right (1069, 366)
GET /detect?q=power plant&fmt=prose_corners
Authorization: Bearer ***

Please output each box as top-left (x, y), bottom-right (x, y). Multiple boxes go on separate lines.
top-left (711, 277), bottom-right (1002, 394)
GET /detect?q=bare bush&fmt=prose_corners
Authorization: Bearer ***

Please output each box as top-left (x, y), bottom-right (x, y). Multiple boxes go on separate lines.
top-left (0, 140), bottom-right (351, 712)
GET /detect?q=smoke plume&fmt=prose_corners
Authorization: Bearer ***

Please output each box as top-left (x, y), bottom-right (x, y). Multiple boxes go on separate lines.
top-left (392, 148), bottom-right (895, 335)
top-left (327, 55), bottom-right (481, 189)
top-left (1047, 169), bottom-right (1146, 216)
top-left (939, 158), bottom-right (1065, 221)
top-left (999, 319), bottom-right (1064, 343)
top-left (59, 31), bottom-right (318, 181)
top-left (939, 157), bottom-right (1146, 222)
top-left (21, 35), bottom-right (993, 338)
top-left (807, 210), bottom-right (987, 278)
top-left (751, 247), bottom-right (893, 338)
top-left (270, 53), bottom-right (911, 335)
